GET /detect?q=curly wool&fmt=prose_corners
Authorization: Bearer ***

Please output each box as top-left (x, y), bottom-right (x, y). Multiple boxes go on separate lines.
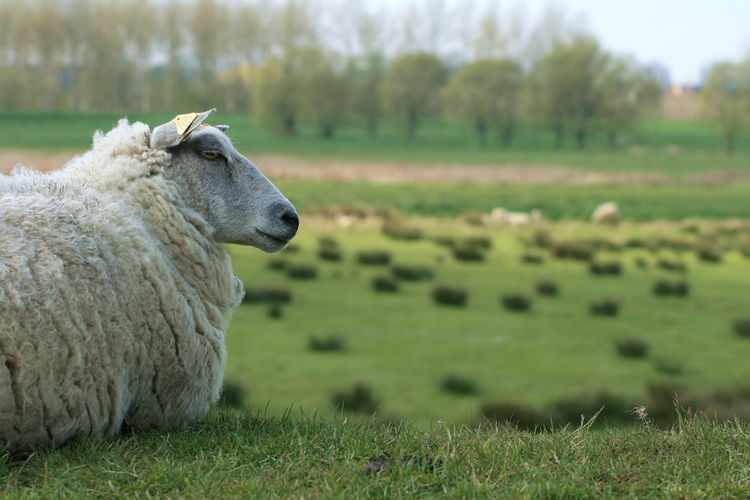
top-left (0, 120), bottom-right (244, 453)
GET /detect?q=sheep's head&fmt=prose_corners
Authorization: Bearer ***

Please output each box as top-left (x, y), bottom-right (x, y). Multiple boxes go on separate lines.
top-left (150, 110), bottom-right (299, 252)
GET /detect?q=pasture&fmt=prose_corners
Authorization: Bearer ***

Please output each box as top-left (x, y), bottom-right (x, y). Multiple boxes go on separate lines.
top-left (226, 215), bottom-right (750, 427)
top-left (1, 111), bottom-right (750, 177)
top-left (2, 111), bottom-right (750, 497)
top-left (276, 180), bottom-right (750, 220)
top-left (4, 111), bottom-right (750, 222)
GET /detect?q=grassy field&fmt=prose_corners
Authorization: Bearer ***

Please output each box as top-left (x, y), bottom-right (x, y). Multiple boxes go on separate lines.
top-left (278, 180), bottom-right (750, 220)
top-left (224, 217), bottom-right (750, 427)
top-left (1, 111), bottom-right (749, 177)
top-left (1, 412), bottom-right (749, 498)
top-left (3, 112), bottom-right (750, 496)
top-left (4, 111), bottom-right (750, 221)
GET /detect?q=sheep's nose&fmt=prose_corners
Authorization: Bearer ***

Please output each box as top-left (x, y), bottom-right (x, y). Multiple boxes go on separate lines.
top-left (282, 210), bottom-right (300, 231)
top-left (272, 201), bottom-right (299, 240)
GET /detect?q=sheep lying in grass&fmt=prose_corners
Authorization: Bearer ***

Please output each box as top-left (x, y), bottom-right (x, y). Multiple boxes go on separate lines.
top-left (0, 110), bottom-right (298, 453)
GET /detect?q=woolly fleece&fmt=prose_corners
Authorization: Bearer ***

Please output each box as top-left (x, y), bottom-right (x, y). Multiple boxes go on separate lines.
top-left (0, 120), bottom-right (244, 453)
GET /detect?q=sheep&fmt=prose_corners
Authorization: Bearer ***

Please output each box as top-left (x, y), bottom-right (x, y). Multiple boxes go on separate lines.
top-left (0, 109), bottom-right (299, 453)
top-left (490, 207), bottom-right (544, 227)
top-left (335, 213), bottom-right (356, 228)
top-left (592, 202), bottom-right (619, 225)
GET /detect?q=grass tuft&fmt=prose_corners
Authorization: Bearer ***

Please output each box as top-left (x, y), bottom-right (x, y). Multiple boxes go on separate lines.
top-left (501, 294), bottom-right (532, 312)
top-left (432, 285), bottom-right (469, 307)
top-left (439, 375), bottom-right (479, 395)
top-left (535, 280), bottom-right (559, 297)
top-left (308, 335), bottom-right (347, 352)
top-left (615, 338), bottom-right (650, 358)
top-left (331, 383), bottom-right (380, 414)
top-left (732, 318), bottom-right (750, 338)
top-left (590, 299), bottom-right (621, 317)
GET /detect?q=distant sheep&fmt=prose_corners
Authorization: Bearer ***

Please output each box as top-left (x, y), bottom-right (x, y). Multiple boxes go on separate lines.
top-left (0, 110), bottom-right (298, 453)
top-left (592, 202), bottom-right (619, 225)
top-left (490, 207), bottom-right (544, 226)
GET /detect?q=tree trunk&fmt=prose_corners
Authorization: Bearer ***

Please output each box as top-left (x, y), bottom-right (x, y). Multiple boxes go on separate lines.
top-left (475, 119), bottom-right (488, 147)
top-left (406, 110), bottom-right (419, 141)
top-left (501, 124), bottom-right (514, 148)
top-left (575, 128), bottom-right (587, 150)
top-left (554, 126), bottom-right (565, 149)
top-left (607, 131), bottom-right (618, 150)
top-left (366, 115), bottom-right (379, 139)
top-left (725, 131), bottom-right (736, 155)
top-left (320, 121), bottom-right (335, 139)
top-left (280, 115), bottom-right (297, 136)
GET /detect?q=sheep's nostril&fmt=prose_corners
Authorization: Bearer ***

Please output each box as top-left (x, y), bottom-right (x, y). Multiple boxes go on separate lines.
top-left (281, 210), bottom-right (300, 231)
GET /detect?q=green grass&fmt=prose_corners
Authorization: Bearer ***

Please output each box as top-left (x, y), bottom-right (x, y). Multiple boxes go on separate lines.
top-left (2, 111), bottom-right (750, 177)
top-left (2, 412), bottom-right (749, 498)
top-left (279, 180), bottom-right (750, 219)
top-left (4, 112), bottom-right (750, 496)
top-left (225, 220), bottom-right (750, 427)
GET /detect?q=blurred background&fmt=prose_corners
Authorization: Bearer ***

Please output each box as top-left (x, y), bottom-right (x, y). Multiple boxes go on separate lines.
top-left (2, 0), bottom-right (750, 428)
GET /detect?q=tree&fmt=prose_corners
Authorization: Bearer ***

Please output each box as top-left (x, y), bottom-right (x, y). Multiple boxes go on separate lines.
top-left (349, 52), bottom-right (385, 138)
top-left (527, 37), bottom-right (607, 149)
top-left (77, 1), bottom-right (132, 111)
top-left (253, 53), bottom-right (304, 136)
top-left (300, 50), bottom-right (350, 139)
top-left (271, 0), bottom-right (317, 53)
top-left (380, 52), bottom-right (446, 140)
top-left (470, 3), bottom-right (526, 61)
top-left (32, 0), bottom-right (66, 110)
top-left (223, 3), bottom-right (268, 112)
top-left (445, 58), bottom-right (523, 147)
top-left (1, 0), bottom-right (35, 109)
top-left (345, 7), bottom-right (387, 138)
top-left (702, 61), bottom-right (749, 154)
top-left (254, 48), bottom-right (349, 139)
top-left (122, 0), bottom-right (156, 111)
top-left (189, 0), bottom-right (228, 108)
top-left (252, 1), bottom-right (321, 135)
top-left (159, 0), bottom-right (186, 110)
top-left (595, 56), bottom-right (662, 149)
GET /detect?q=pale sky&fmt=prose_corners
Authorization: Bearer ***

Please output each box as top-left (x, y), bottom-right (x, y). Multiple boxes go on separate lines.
top-left (524, 0), bottom-right (750, 85)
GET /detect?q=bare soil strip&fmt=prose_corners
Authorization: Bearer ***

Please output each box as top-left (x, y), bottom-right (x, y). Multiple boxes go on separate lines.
top-left (0, 150), bottom-right (741, 185)
top-left (254, 156), bottom-right (671, 185)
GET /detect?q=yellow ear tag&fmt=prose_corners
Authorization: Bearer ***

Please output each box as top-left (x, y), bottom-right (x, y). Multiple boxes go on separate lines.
top-left (173, 112), bottom-right (198, 135)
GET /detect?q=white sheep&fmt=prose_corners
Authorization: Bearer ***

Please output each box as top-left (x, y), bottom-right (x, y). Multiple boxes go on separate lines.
top-left (490, 207), bottom-right (544, 227)
top-left (0, 110), bottom-right (298, 453)
top-left (592, 201), bottom-right (619, 225)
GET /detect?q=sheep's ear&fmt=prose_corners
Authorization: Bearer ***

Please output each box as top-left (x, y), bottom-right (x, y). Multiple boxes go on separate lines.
top-left (215, 125), bottom-right (230, 133)
top-left (149, 108), bottom-right (217, 149)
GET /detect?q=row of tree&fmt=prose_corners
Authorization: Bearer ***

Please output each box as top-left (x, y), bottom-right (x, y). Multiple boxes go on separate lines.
top-left (254, 37), bottom-right (661, 149)
top-left (0, 0), bottom-right (744, 151)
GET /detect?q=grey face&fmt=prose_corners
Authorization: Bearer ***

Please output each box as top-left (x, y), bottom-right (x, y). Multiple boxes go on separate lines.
top-left (162, 126), bottom-right (299, 252)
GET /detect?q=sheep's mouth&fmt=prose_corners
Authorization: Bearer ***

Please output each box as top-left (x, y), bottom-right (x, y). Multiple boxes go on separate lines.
top-left (254, 229), bottom-right (290, 251)
top-left (256, 230), bottom-right (288, 244)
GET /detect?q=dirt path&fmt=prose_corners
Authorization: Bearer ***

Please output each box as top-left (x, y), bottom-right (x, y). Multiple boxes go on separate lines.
top-left (254, 156), bottom-right (672, 185)
top-left (0, 149), bottom-right (729, 185)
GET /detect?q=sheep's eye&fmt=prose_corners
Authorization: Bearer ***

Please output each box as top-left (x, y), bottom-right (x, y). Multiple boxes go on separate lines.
top-left (200, 150), bottom-right (220, 160)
